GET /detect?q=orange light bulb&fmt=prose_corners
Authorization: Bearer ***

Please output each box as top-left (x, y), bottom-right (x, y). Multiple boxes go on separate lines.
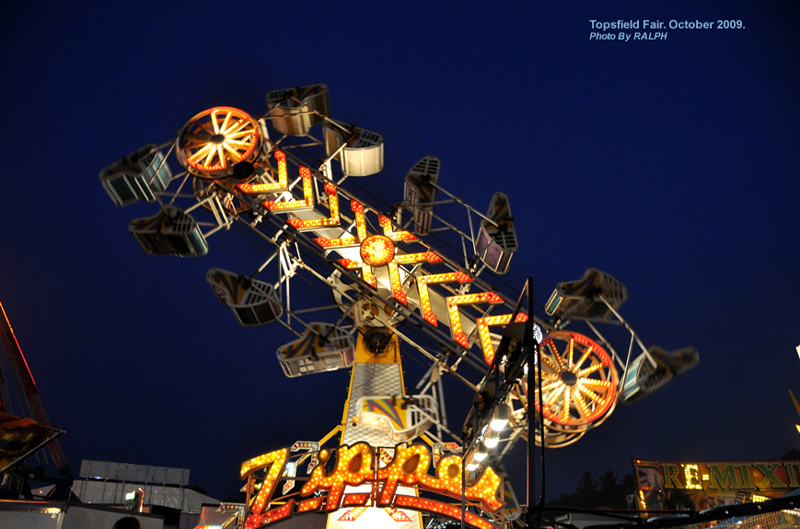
top-left (360, 235), bottom-right (395, 266)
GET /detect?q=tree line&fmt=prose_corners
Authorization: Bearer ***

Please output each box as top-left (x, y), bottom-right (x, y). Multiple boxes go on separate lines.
top-left (549, 470), bottom-right (637, 510)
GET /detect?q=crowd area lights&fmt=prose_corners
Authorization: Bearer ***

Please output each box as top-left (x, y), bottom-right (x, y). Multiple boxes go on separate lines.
top-left (490, 404), bottom-right (510, 432)
top-left (483, 434), bottom-right (499, 449)
top-left (473, 443), bottom-right (488, 462)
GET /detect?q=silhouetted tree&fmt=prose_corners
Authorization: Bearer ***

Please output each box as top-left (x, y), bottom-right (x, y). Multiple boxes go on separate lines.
top-left (575, 471), bottom-right (599, 506)
top-left (550, 470), bottom-right (636, 510)
top-left (780, 448), bottom-right (800, 460)
top-left (222, 490), bottom-right (247, 503)
top-left (621, 473), bottom-right (637, 508)
top-left (190, 485), bottom-right (208, 496)
top-left (598, 470), bottom-right (618, 507)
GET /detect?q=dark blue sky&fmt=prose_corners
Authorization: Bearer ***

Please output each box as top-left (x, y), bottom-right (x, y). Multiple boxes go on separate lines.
top-left (1, 1), bottom-right (799, 502)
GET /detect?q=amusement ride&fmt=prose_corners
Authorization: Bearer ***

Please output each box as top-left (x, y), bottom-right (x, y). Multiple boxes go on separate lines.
top-left (99, 84), bottom-right (699, 529)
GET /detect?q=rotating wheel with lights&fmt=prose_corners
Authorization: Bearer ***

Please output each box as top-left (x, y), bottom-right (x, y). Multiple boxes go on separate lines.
top-left (177, 106), bottom-right (263, 179)
top-left (533, 331), bottom-right (619, 436)
top-left (511, 376), bottom-right (589, 449)
top-left (534, 422), bottom-right (587, 448)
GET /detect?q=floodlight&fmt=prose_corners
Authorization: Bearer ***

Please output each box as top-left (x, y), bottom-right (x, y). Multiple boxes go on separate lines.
top-left (490, 404), bottom-right (510, 432)
top-left (533, 323), bottom-right (543, 345)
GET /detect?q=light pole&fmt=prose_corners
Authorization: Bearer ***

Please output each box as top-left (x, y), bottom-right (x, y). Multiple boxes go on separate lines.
top-left (524, 277), bottom-right (543, 529)
top-left (460, 277), bottom-right (539, 529)
top-left (461, 404), bottom-right (478, 529)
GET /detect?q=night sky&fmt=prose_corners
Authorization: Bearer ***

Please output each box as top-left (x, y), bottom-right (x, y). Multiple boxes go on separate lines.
top-left (1, 1), bottom-right (799, 503)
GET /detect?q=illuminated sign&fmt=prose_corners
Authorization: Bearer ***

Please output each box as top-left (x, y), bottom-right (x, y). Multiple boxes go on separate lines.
top-left (238, 150), bottom-right (525, 366)
top-left (240, 442), bottom-right (504, 529)
top-left (633, 459), bottom-right (800, 514)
